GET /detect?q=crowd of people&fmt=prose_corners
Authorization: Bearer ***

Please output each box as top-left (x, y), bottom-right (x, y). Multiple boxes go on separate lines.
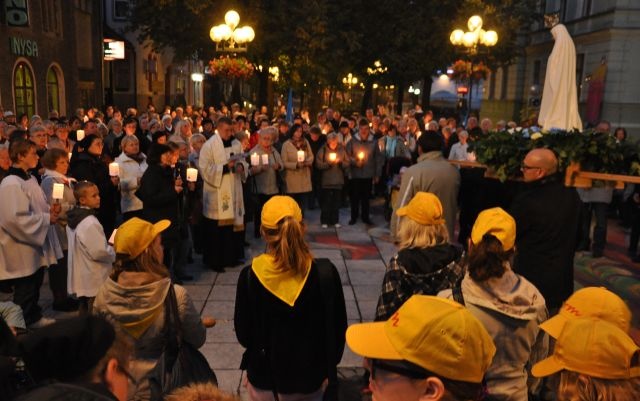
top-left (0, 101), bottom-right (638, 401)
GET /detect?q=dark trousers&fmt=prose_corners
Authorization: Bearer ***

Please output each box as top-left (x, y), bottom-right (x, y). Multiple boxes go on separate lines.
top-left (310, 168), bottom-right (322, 209)
top-left (5, 268), bottom-right (45, 325)
top-left (289, 192), bottom-right (309, 216)
top-left (122, 210), bottom-right (144, 222)
top-left (203, 217), bottom-right (238, 270)
top-left (321, 188), bottom-right (342, 225)
top-left (350, 178), bottom-right (373, 222)
top-left (253, 193), bottom-right (275, 237)
top-left (578, 202), bottom-right (609, 254)
top-left (78, 296), bottom-right (95, 316)
top-left (48, 251), bottom-right (68, 301)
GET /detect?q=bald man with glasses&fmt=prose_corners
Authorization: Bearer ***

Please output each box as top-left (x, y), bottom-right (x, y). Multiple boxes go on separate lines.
top-left (510, 148), bottom-right (581, 311)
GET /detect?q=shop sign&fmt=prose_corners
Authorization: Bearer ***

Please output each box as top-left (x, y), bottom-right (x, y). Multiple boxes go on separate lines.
top-left (5, 0), bottom-right (29, 27)
top-left (9, 36), bottom-right (38, 57)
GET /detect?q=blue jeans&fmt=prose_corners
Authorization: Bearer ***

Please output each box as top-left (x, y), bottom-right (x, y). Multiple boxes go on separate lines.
top-left (579, 202), bottom-right (608, 254)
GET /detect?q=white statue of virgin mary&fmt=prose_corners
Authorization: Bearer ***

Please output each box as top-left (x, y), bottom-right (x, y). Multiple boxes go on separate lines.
top-left (538, 23), bottom-right (583, 131)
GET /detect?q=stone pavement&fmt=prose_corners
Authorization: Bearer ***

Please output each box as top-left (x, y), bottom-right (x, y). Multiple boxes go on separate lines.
top-left (29, 198), bottom-right (640, 399)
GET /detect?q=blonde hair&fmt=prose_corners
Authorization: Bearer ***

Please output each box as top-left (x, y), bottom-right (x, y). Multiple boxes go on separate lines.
top-left (110, 235), bottom-right (169, 280)
top-left (165, 382), bottom-right (240, 401)
top-left (557, 370), bottom-right (640, 401)
top-left (261, 216), bottom-right (313, 276)
top-left (397, 217), bottom-right (449, 250)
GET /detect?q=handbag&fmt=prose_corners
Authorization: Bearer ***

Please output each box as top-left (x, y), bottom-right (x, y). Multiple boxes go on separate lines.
top-left (148, 285), bottom-right (217, 400)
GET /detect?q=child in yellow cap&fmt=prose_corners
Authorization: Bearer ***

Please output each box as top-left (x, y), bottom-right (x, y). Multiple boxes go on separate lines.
top-left (532, 317), bottom-right (640, 401)
top-left (439, 207), bottom-right (549, 401)
top-left (347, 295), bottom-right (496, 401)
top-left (375, 192), bottom-right (463, 321)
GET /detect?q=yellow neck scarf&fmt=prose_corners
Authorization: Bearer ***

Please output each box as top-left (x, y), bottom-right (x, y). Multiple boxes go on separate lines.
top-left (251, 254), bottom-right (312, 306)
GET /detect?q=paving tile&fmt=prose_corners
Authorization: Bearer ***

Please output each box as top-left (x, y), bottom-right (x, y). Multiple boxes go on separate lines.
top-left (352, 285), bottom-right (382, 301)
top-left (211, 285), bottom-right (238, 301)
top-left (342, 286), bottom-right (355, 302)
top-left (215, 369), bottom-right (244, 394)
top-left (216, 271), bottom-right (242, 285)
top-left (339, 346), bottom-right (364, 368)
top-left (345, 259), bottom-right (387, 271)
top-left (346, 271), bottom-right (384, 286)
top-left (181, 284), bottom-right (213, 301)
top-left (345, 300), bottom-right (361, 321)
top-left (206, 318), bottom-right (238, 343)
top-left (202, 301), bottom-right (236, 320)
top-left (201, 342), bottom-right (244, 370)
top-left (356, 300), bottom-right (378, 322)
top-left (312, 249), bottom-right (344, 259)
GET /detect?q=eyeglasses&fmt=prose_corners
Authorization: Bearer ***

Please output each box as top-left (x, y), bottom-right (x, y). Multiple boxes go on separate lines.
top-left (521, 164), bottom-right (542, 171)
top-left (366, 358), bottom-right (428, 383)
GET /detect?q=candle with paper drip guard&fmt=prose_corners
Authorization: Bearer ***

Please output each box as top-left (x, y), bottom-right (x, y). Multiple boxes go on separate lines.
top-left (328, 152), bottom-right (337, 162)
top-left (357, 151), bottom-right (365, 161)
top-left (52, 183), bottom-right (64, 200)
top-left (76, 130), bottom-right (85, 141)
top-left (261, 154), bottom-right (269, 165)
top-left (186, 168), bottom-right (198, 182)
top-left (109, 162), bottom-right (119, 176)
top-left (297, 150), bottom-right (305, 162)
top-left (250, 152), bottom-right (260, 166)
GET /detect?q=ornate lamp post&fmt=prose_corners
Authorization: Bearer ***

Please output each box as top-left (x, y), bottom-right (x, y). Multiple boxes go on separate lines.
top-left (450, 16), bottom-right (497, 121)
top-left (210, 10), bottom-right (255, 53)
top-left (342, 73), bottom-right (358, 104)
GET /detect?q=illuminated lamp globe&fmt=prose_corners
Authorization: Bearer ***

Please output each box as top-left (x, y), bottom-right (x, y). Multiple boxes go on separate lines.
top-left (484, 30), bottom-right (498, 46)
top-left (468, 15), bottom-right (483, 31)
top-left (243, 26), bottom-right (255, 42)
top-left (450, 29), bottom-right (464, 45)
top-left (462, 31), bottom-right (476, 48)
top-left (219, 24), bottom-right (232, 41)
top-left (210, 26), bottom-right (220, 42)
top-left (225, 10), bottom-right (240, 30)
top-left (233, 28), bottom-right (246, 44)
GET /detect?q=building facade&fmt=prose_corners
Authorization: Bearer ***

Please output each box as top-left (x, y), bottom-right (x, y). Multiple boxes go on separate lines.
top-left (481, 0), bottom-right (640, 135)
top-left (103, 0), bottom-right (204, 112)
top-left (0, 0), bottom-right (104, 118)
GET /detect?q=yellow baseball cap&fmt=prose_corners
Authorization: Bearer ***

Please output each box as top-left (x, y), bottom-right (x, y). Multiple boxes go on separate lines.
top-left (114, 217), bottom-right (171, 259)
top-left (396, 192), bottom-right (446, 226)
top-left (532, 318), bottom-right (640, 379)
top-left (540, 286), bottom-right (631, 339)
top-left (346, 295), bottom-right (496, 383)
top-left (261, 195), bottom-right (303, 229)
top-left (471, 207), bottom-right (516, 251)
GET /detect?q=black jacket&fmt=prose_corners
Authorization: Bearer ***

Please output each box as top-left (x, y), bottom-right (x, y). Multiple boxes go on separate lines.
top-left (135, 164), bottom-right (179, 242)
top-left (510, 174), bottom-right (581, 308)
top-left (234, 261), bottom-right (347, 394)
top-left (69, 152), bottom-right (117, 235)
top-left (14, 382), bottom-right (117, 401)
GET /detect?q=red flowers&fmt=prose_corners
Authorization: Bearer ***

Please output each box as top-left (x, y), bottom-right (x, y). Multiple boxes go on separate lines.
top-left (209, 56), bottom-right (254, 80)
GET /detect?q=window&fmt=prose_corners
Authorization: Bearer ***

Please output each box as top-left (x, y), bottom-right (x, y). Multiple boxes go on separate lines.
top-left (576, 53), bottom-right (585, 99)
top-left (42, 0), bottom-right (62, 35)
top-left (47, 67), bottom-right (61, 114)
top-left (533, 60), bottom-right (541, 86)
top-left (562, 0), bottom-right (591, 21)
top-left (14, 62), bottom-right (36, 117)
top-left (113, 0), bottom-right (129, 20)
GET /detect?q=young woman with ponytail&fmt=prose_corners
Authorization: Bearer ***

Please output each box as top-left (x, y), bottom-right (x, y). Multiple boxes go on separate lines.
top-left (439, 207), bottom-right (549, 401)
top-left (234, 196), bottom-right (347, 401)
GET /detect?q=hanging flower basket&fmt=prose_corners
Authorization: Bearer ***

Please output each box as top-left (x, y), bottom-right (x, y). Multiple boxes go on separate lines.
top-left (449, 60), bottom-right (491, 82)
top-left (209, 56), bottom-right (254, 80)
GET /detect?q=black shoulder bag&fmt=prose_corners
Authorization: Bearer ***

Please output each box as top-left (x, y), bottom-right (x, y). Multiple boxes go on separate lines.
top-left (148, 285), bottom-right (217, 401)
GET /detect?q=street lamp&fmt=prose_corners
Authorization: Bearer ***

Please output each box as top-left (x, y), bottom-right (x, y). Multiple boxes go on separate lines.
top-left (210, 10), bottom-right (255, 52)
top-left (342, 73), bottom-right (358, 103)
top-left (450, 15), bottom-right (497, 120)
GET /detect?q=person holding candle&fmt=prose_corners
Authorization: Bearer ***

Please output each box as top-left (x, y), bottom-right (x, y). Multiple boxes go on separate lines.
top-left (249, 127), bottom-right (284, 238)
top-left (345, 119), bottom-right (384, 225)
top-left (69, 135), bottom-right (119, 237)
top-left (281, 124), bottom-right (314, 212)
top-left (316, 132), bottom-right (350, 228)
top-left (199, 117), bottom-right (249, 272)
top-left (0, 139), bottom-right (62, 329)
top-left (40, 148), bottom-right (80, 312)
top-left (115, 135), bottom-right (148, 221)
top-left (66, 181), bottom-right (116, 315)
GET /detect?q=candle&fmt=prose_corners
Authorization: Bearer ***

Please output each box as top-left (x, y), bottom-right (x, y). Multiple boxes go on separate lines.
top-left (186, 168), bottom-right (198, 182)
top-left (297, 150), bottom-right (305, 162)
top-left (76, 129), bottom-right (85, 141)
top-left (328, 152), bottom-right (337, 162)
top-left (261, 154), bottom-right (269, 165)
top-left (68, 152), bottom-right (72, 161)
top-left (357, 151), bottom-right (365, 161)
top-left (250, 152), bottom-right (260, 166)
top-left (109, 162), bottom-right (119, 176)
top-left (108, 229), bottom-right (117, 245)
top-left (52, 183), bottom-right (64, 200)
